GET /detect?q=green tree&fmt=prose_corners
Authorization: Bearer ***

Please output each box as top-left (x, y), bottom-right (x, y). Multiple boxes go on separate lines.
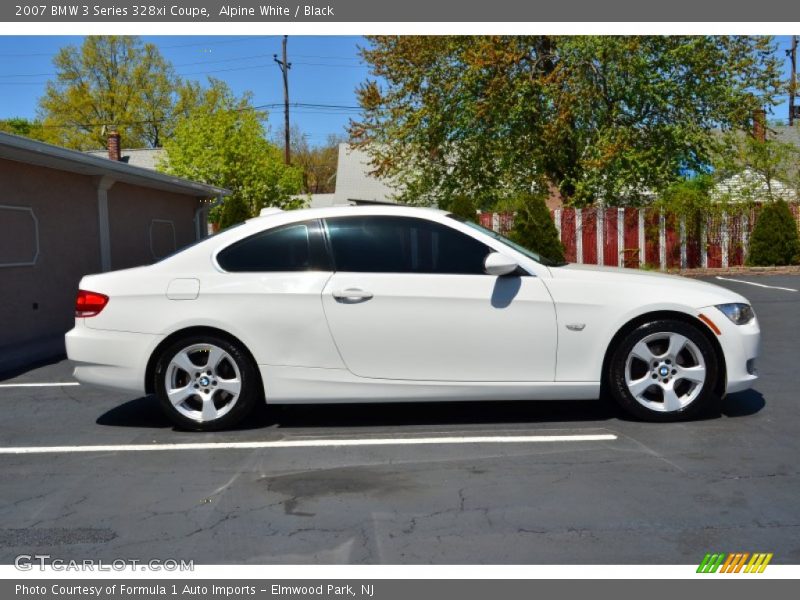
top-left (444, 195), bottom-right (477, 221)
top-left (0, 117), bottom-right (46, 140)
top-left (277, 126), bottom-right (344, 194)
top-left (160, 79), bottom-right (304, 226)
top-left (656, 174), bottom-right (716, 233)
top-left (217, 196), bottom-right (252, 230)
top-left (507, 193), bottom-right (565, 263)
top-left (747, 200), bottom-right (800, 266)
top-left (352, 36), bottom-right (783, 208)
top-left (38, 35), bottom-right (178, 149)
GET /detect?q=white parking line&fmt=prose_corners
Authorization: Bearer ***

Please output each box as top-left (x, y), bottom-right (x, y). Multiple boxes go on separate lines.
top-left (0, 382), bottom-right (80, 388)
top-left (715, 276), bottom-right (798, 292)
top-left (0, 434), bottom-right (617, 455)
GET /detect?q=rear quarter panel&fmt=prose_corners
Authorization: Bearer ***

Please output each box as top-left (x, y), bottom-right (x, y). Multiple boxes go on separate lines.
top-left (79, 265), bottom-right (344, 370)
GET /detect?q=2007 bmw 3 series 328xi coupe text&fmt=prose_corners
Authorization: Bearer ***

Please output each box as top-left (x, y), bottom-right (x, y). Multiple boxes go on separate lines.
top-left (66, 205), bottom-right (760, 430)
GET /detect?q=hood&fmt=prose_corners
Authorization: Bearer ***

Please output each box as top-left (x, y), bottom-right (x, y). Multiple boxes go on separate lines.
top-left (550, 263), bottom-right (750, 307)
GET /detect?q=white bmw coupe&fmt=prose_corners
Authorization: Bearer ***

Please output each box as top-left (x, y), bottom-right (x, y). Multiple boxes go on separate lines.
top-left (66, 205), bottom-right (760, 430)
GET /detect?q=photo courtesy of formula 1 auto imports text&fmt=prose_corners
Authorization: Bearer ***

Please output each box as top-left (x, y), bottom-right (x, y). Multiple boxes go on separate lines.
top-left (0, 1), bottom-right (799, 598)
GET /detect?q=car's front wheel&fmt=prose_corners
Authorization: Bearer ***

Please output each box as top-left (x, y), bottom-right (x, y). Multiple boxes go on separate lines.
top-left (607, 319), bottom-right (720, 422)
top-left (154, 335), bottom-right (260, 431)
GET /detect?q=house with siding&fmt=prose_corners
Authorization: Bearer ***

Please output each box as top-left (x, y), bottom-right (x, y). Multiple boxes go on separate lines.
top-left (0, 131), bottom-right (228, 372)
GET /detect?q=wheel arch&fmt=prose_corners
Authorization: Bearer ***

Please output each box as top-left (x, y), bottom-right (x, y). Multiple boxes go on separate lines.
top-left (600, 310), bottom-right (726, 398)
top-left (145, 326), bottom-right (263, 398)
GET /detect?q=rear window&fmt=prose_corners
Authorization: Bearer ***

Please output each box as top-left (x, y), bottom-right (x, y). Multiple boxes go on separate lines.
top-left (216, 223), bottom-right (312, 272)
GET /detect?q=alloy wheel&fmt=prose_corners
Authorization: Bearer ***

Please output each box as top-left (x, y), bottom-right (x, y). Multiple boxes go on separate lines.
top-left (164, 343), bottom-right (242, 422)
top-left (624, 331), bottom-right (707, 413)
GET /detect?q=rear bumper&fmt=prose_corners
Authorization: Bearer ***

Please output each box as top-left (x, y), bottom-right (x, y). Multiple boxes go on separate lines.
top-left (65, 322), bottom-right (161, 395)
top-left (701, 309), bottom-right (760, 395)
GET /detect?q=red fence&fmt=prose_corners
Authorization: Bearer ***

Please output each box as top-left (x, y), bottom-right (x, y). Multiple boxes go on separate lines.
top-left (479, 205), bottom-right (800, 269)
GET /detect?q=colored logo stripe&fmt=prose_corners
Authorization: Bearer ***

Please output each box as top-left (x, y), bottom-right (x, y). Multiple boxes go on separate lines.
top-left (697, 552), bottom-right (773, 573)
top-left (745, 553), bottom-right (773, 573)
top-left (697, 553), bottom-right (725, 573)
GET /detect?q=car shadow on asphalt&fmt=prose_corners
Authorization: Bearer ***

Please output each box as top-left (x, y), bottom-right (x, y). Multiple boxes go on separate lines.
top-left (719, 389), bottom-right (766, 418)
top-left (96, 395), bottom-right (622, 430)
top-left (95, 390), bottom-right (765, 431)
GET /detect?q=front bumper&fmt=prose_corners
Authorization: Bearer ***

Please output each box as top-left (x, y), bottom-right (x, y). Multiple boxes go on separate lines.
top-left (66, 322), bottom-right (162, 395)
top-left (700, 308), bottom-right (761, 395)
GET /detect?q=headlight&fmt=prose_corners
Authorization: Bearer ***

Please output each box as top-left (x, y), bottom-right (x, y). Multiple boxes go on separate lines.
top-left (715, 303), bottom-right (755, 325)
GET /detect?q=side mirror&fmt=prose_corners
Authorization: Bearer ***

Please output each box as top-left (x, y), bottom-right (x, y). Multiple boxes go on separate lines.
top-left (484, 252), bottom-right (519, 276)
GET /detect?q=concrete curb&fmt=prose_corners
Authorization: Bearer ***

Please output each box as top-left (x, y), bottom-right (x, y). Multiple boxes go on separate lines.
top-left (665, 266), bottom-right (800, 278)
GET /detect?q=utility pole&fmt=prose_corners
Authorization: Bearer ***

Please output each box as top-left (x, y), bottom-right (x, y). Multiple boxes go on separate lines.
top-left (789, 35), bottom-right (798, 126)
top-left (274, 35), bottom-right (292, 164)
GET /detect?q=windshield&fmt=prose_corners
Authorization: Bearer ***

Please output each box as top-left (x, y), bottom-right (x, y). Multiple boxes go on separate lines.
top-left (449, 215), bottom-right (567, 267)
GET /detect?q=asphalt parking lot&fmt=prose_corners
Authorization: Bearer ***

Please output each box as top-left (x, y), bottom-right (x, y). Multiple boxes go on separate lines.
top-left (0, 274), bottom-right (798, 565)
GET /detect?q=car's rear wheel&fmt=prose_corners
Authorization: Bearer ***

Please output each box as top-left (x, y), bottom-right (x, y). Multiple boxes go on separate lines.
top-left (154, 335), bottom-right (260, 431)
top-left (608, 319), bottom-right (720, 422)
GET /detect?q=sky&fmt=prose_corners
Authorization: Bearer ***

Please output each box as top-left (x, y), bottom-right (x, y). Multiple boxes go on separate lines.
top-left (0, 35), bottom-right (797, 149)
top-left (0, 35), bottom-right (371, 146)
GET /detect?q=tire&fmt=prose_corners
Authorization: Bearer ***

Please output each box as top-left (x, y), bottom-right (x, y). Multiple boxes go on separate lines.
top-left (153, 334), bottom-right (261, 431)
top-left (607, 319), bottom-right (720, 422)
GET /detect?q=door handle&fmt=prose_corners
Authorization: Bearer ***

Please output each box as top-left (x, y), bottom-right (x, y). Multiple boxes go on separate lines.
top-left (332, 288), bottom-right (374, 303)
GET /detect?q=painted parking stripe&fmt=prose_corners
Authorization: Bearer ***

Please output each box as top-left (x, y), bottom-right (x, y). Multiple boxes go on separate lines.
top-left (0, 382), bottom-right (80, 388)
top-left (715, 276), bottom-right (798, 292)
top-left (0, 434), bottom-right (617, 455)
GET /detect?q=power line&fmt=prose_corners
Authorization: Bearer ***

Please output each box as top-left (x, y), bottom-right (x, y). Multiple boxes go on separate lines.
top-left (0, 58), bottom-right (367, 84)
top-left (156, 36), bottom-right (270, 49)
top-left (0, 62), bottom-right (275, 85)
top-left (291, 54), bottom-right (363, 61)
top-left (179, 62), bottom-right (276, 76)
top-left (28, 101), bottom-right (361, 130)
top-left (292, 62), bottom-right (367, 69)
top-left (0, 71), bottom-right (55, 79)
top-left (0, 36), bottom-right (271, 58)
top-left (0, 60), bottom-right (272, 81)
top-left (0, 51), bottom-right (308, 79)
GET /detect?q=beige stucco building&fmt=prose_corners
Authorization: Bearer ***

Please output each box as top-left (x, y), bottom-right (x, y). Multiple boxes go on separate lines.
top-left (0, 132), bottom-right (228, 373)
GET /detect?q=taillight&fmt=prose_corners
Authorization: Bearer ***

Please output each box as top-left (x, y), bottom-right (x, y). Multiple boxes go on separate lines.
top-left (75, 289), bottom-right (109, 318)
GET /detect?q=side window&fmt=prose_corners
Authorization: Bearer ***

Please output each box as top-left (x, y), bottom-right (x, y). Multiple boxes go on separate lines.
top-left (217, 222), bottom-right (320, 272)
top-left (325, 216), bottom-right (490, 275)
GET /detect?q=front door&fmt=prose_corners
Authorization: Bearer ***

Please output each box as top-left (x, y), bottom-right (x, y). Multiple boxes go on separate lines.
top-left (321, 215), bottom-right (557, 382)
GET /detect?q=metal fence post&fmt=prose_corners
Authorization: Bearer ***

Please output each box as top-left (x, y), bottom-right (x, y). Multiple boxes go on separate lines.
top-left (721, 211), bottom-right (729, 269)
top-left (638, 209), bottom-right (645, 267)
top-left (554, 208), bottom-right (562, 241)
top-left (596, 207), bottom-right (604, 266)
top-left (700, 219), bottom-right (708, 269)
top-left (617, 207), bottom-right (625, 267)
top-left (741, 213), bottom-right (749, 264)
top-left (680, 216), bottom-right (687, 269)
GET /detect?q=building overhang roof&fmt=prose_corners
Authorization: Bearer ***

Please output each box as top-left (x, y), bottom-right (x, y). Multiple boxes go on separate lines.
top-left (0, 132), bottom-right (229, 198)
